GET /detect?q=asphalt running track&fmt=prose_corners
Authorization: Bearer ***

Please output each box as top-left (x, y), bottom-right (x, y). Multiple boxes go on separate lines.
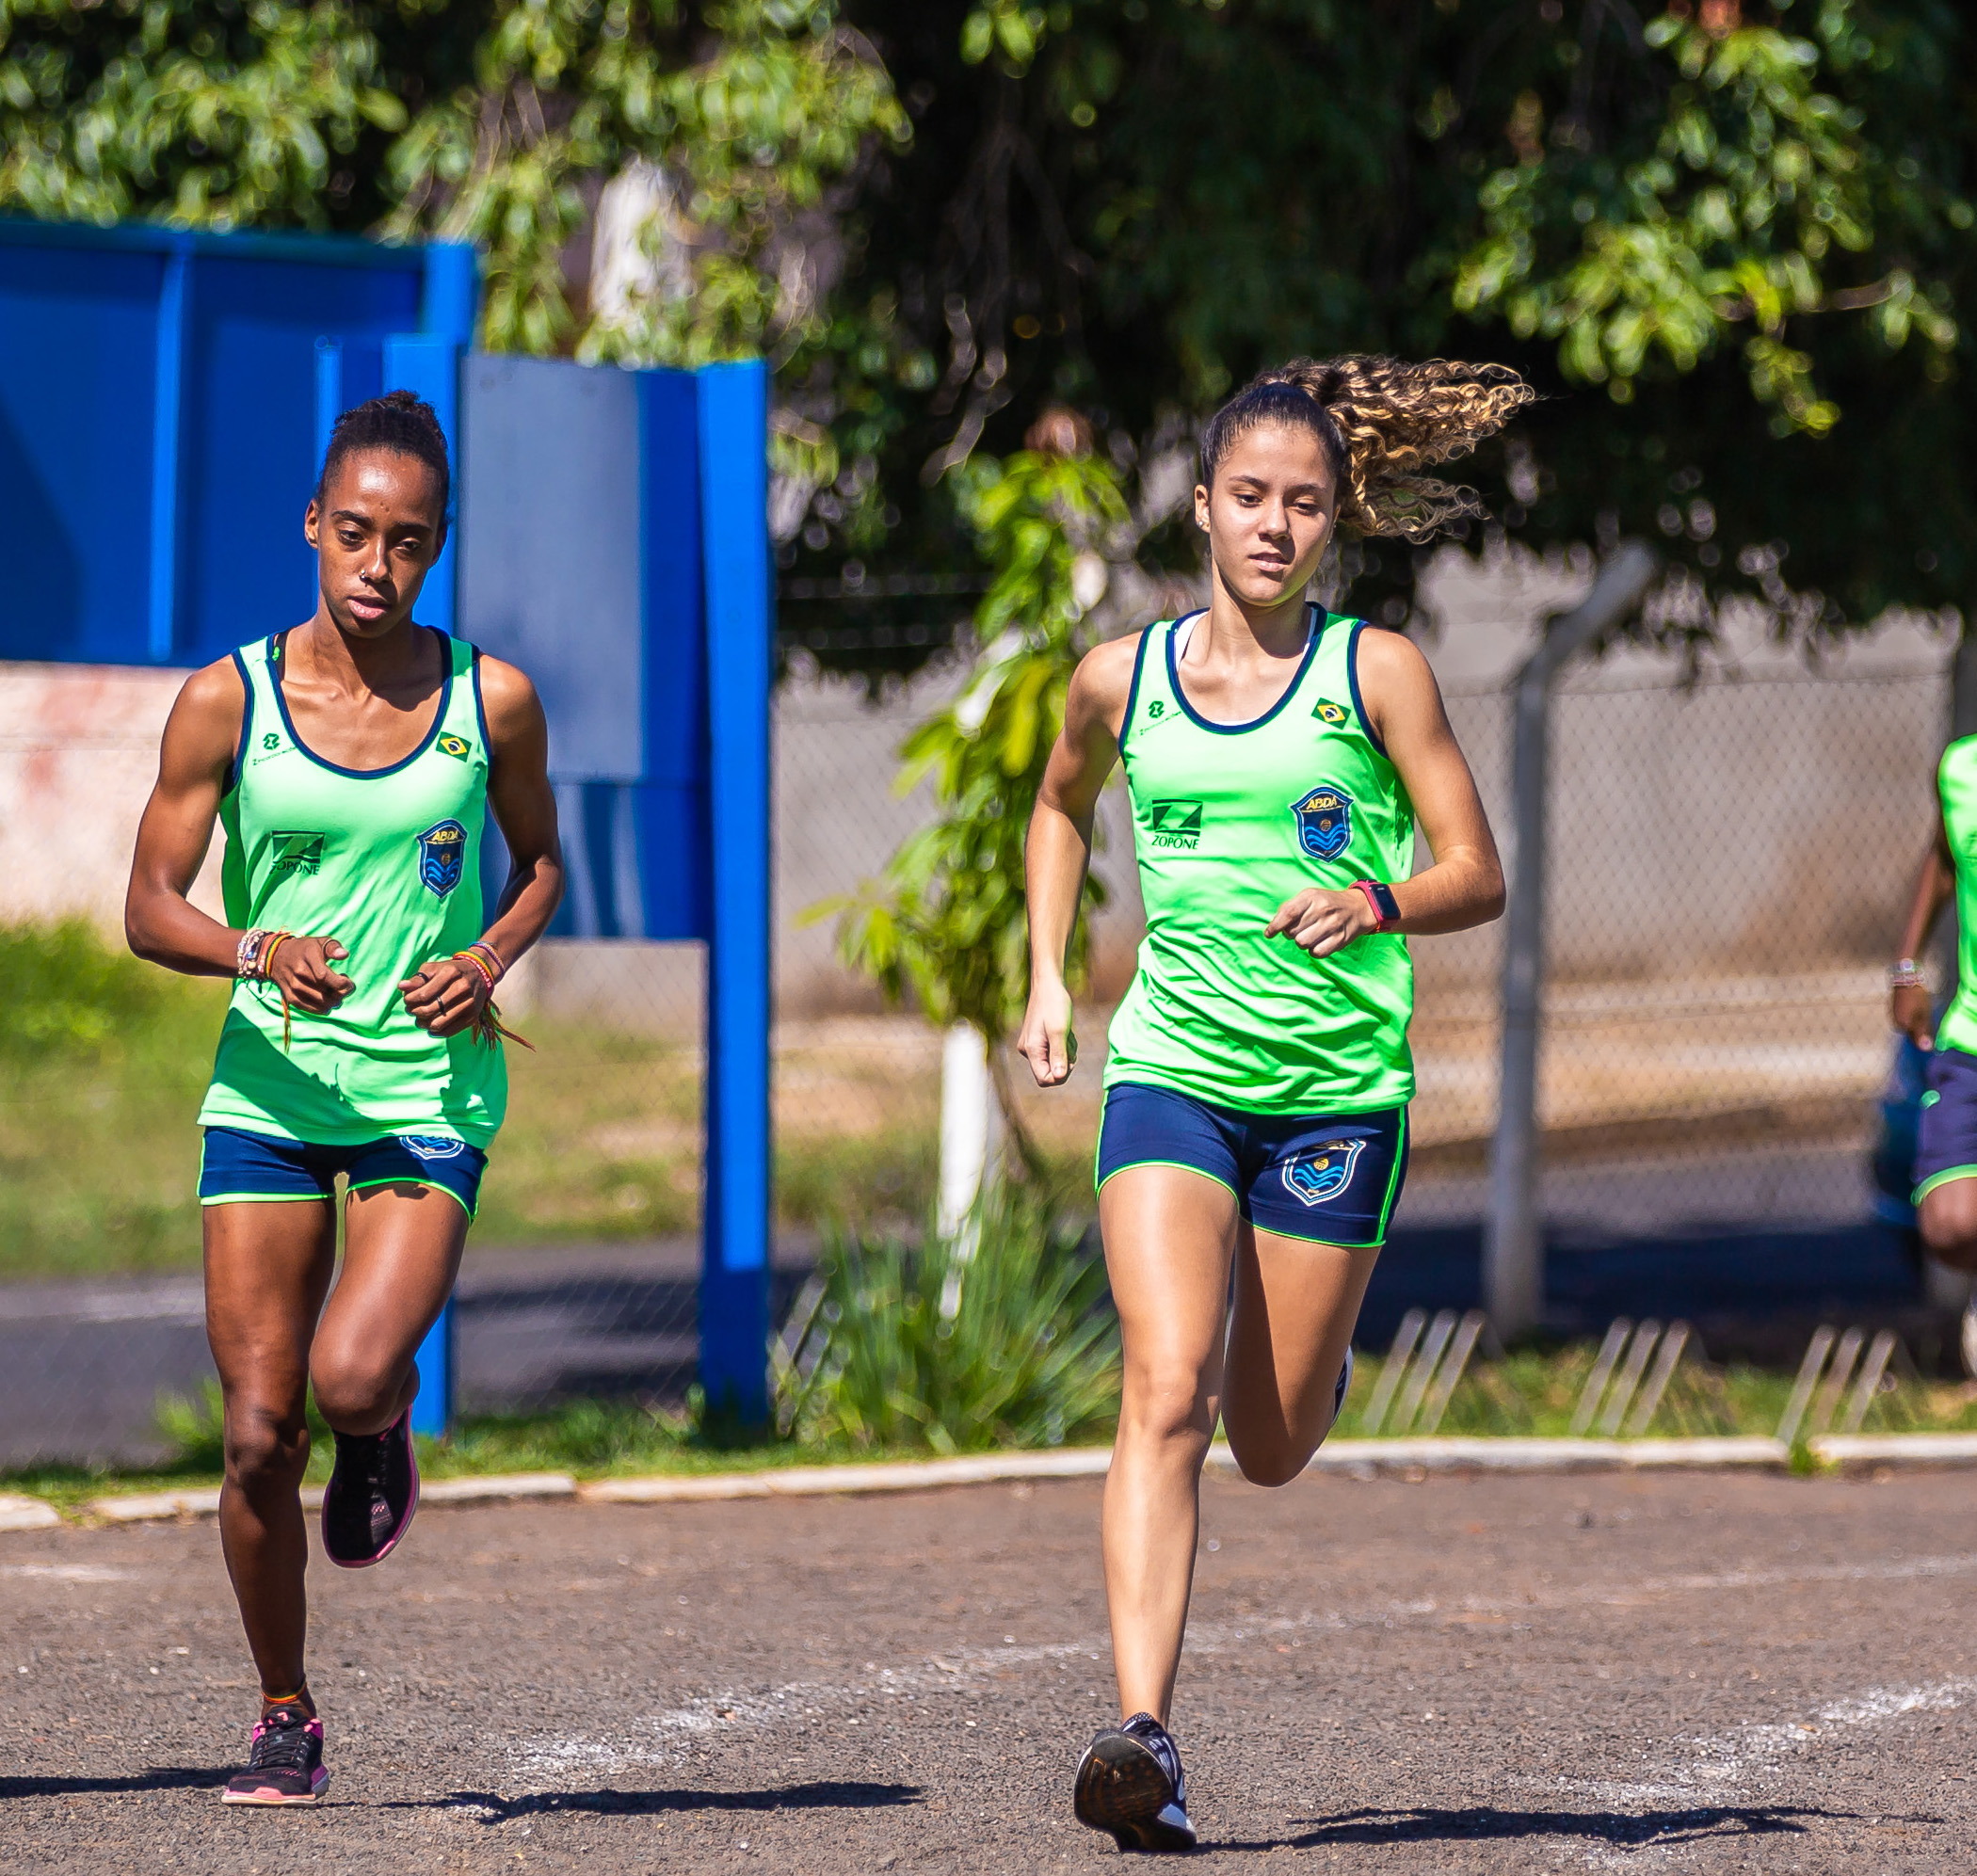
top-left (4, 1467), bottom-right (1975, 1871)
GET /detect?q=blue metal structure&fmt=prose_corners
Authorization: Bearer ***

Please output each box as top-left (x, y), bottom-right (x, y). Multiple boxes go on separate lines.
top-left (1, 222), bottom-right (774, 1429)
top-left (0, 220), bottom-right (471, 665)
top-left (457, 352), bottom-right (771, 1421)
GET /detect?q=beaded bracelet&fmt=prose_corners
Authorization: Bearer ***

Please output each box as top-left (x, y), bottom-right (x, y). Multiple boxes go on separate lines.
top-left (450, 946), bottom-right (532, 1052)
top-left (256, 931), bottom-right (297, 1050)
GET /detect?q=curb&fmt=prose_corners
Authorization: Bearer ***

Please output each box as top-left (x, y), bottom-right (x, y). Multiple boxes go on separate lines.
top-left (581, 1449), bottom-right (1111, 1505)
top-left (80, 1471), bottom-right (577, 1526)
top-left (0, 1493), bottom-right (61, 1532)
top-left (24, 1432), bottom-right (1977, 1532)
top-left (1809, 1432), bottom-right (1977, 1468)
top-left (1294, 1436), bottom-right (1789, 1475)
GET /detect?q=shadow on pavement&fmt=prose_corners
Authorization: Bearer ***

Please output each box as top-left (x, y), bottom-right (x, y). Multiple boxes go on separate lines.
top-left (425, 1780), bottom-right (923, 1821)
top-left (1227, 1802), bottom-right (1855, 1851)
top-left (0, 1768), bottom-right (224, 1799)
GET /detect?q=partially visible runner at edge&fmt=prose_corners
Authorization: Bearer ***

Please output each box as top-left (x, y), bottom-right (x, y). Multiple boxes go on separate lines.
top-left (1889, 745), bottom-right (1977, 1376)
top-left (124, 391), bottom-right (564, 1806)
top-left (1021, 355), bottom-right (1524, 1851)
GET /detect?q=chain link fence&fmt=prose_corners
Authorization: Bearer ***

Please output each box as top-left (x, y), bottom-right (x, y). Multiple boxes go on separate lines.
top-left (0, 645), bottom-right (1955, 1463)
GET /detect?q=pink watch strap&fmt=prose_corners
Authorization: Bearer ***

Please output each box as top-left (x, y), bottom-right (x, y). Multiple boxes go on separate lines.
top-left (1354, 881), bottom-right (1387, 930)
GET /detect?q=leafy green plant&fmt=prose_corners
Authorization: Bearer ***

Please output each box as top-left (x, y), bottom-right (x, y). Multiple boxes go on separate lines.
top-left (778, 1184), bottom-right (1120, 1455)
top-left (818, 439), bottom-right (1129, 1142)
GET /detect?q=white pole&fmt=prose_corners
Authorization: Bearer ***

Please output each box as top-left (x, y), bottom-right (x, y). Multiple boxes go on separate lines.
top-left (937, 1022), bottom-right (1003, 1315)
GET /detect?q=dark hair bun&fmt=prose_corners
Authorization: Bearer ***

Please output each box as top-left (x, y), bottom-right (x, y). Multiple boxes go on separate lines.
top-left (314, 390), bottom-right (451, 518)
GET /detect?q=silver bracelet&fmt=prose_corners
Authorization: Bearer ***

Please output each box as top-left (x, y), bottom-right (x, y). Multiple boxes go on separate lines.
top-left (1890, 958), bottom-right (1928, 990)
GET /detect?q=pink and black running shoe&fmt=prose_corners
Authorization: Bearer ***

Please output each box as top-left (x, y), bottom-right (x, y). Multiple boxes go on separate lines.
top-left (221, 1704), bottom-right (328, 1805)
top-left (321, 1407), bottom-right (419, 1568)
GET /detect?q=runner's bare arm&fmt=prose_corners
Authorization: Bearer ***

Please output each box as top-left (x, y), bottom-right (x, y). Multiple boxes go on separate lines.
top-left (125, 662), bottom-right (357, 1011)
top-left (1891, 807), bottom-right (1953, 1049)
top-left (124, 662), bottom-right (246, 978)
top-left (1266, 629), bottom-right (1504, 954)
top-left (400, 655), bottom-right (564, 1036)
top-left (1019, 632), bottom-right (1140, 1086)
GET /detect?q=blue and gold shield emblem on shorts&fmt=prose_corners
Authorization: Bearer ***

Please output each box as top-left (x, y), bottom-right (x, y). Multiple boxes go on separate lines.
top-left (1281, 1139), bottom-right (1365, 1208)
top-left (416, 819), bottom-right (467, 898)
top-left (1292, 784), bottom-right (1354, 861)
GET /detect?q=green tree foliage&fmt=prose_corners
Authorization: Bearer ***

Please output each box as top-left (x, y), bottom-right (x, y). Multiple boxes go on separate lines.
top-left (1456, 6), bottom-right (1955, 437)
top-left (817, 436), bottom-right (1126, 1057)
top-left (807, 1), bottom-right (1975, 653)
top-left (8, 4), bottom-right (1971, 644)
top-left (383, 0), bottom-right (908, 361)
top-left (0, 0), bottom-right (405, 227)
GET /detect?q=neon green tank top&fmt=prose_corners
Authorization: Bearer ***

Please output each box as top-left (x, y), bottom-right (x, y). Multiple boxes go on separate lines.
top-left (1937, 737), bottom-right (1977, 1057)
top-left (1101, 608), bottom-right (1417, 1114)
top-left (197, 629), bottom-right (507, 1147)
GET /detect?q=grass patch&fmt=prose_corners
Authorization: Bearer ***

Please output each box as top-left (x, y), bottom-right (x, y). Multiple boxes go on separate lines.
top-left (0, 921), bottom-right (226, 1277)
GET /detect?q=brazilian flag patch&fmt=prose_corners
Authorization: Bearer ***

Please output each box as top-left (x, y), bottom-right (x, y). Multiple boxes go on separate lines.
top-left (1313, 697), bottom-right (1350, 727)
top-left (437, 733), bottom-right (473, 761)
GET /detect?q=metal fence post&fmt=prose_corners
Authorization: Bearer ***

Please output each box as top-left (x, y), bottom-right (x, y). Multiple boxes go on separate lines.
top-left (1485, 543), bottom-right (1659, 1337)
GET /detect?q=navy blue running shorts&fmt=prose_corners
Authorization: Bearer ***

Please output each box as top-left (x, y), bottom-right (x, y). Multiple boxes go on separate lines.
top-left (199, 1127), bottom-right (488, 1219)
top-left (1914, 1045), bottom-right (1977, 1205)
top-left (1095, 1082), bottom-right (1408, 1246)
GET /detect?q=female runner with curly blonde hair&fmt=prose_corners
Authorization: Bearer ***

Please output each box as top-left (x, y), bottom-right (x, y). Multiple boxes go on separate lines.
top-left (1021, 355), bottom-right (1531, 1850)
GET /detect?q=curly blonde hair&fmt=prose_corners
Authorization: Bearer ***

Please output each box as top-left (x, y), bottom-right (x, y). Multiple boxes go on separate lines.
top-left (1201, 354), bottom-right (1537, 541)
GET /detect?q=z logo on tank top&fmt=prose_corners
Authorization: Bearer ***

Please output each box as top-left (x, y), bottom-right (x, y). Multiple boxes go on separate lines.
top-left (416, 820), bottom-right (468, 898)
top-left (1281, 1139), bottom-right (1365, 1207)
top-left (1292, 784), bottom-right (1354, 861)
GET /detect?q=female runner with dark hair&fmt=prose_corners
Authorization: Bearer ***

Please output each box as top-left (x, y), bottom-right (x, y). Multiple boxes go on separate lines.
top-left (1021, 356), bottom-right (1527, 1850)
top-left (125, 391), bottom-right (563, 1804)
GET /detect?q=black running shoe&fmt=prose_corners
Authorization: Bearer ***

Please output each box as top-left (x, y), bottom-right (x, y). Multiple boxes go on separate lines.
top-left (221, 1704), bottom-right (328, 1805)
top-left (1074, 1711), bottom-right (1197, 1852)
top-left (321, 1408), bottom-right (419, 1568)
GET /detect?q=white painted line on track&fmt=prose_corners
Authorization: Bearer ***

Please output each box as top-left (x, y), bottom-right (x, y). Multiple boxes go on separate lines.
top-left (500, 1552), bottom-right (1977, 1788)
top-left (1544, 1675), bottom-right (1977, 1867)
top-left (0, 1563), bottom-right (132, 1581)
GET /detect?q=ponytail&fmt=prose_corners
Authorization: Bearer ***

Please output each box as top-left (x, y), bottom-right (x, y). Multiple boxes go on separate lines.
top-left (1201, 354), bottom-right (1536, 541)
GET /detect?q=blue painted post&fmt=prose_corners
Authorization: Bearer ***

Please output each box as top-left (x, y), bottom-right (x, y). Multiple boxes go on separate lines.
top-left (313, 336), bottom-right (344, 473)
top-left (383, 326), bottom-right (467, 1441)
top-left (381, 334), bottom-right (461, 638)
top-left (147, 243), bottom-right (190, 663)
top-left (420, 243), bottom-right (479, 352)
top-left (696, 361), bottom-right (773, 1423)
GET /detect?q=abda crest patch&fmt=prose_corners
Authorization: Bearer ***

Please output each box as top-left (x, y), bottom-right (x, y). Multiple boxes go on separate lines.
top-left (1280, 1139), bottom-right (1365, 1208)
top-left (1291, 784), bottom-right (1354, 861)
top-left (416, 819), bottom-right (468, 898)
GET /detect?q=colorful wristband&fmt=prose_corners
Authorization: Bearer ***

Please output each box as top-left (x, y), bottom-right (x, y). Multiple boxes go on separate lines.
top-left (1354, 880), bottom-right (1400, 931)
